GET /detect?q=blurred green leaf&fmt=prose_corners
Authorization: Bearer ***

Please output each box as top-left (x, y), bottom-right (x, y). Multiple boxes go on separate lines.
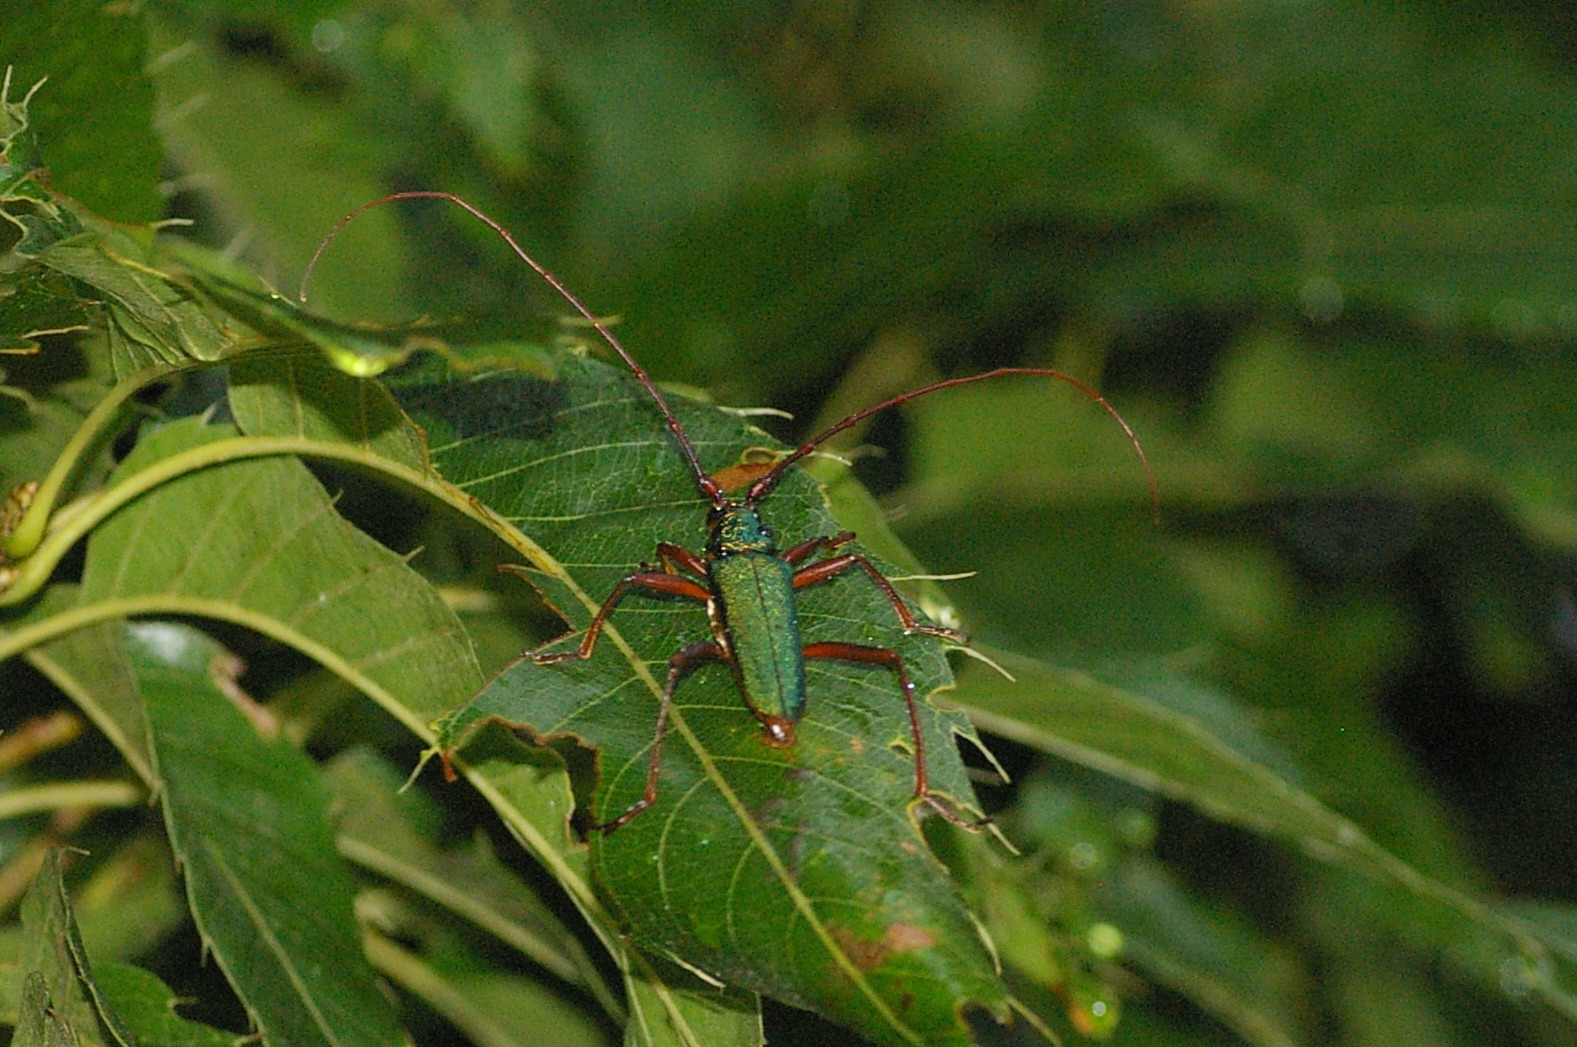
top-left (148, 11), bottom-right (413, 324)
top-left (93, 963), bottom-right (241, 1047)
top-left (69, 837), bottom-right (187, 969)
top-left (325, 747), bottom-right (619, 1018)
top-left (0, 0), bottom-right (161, 222)
top-left (128, 620), bottom-right (403, 1047)
top-left (1098, 858), bottom-right (1302, 1047)
top-left (18, 850), bottom-right (133, 1047)
top-left (951, 652), bottom-right (1572, 1015)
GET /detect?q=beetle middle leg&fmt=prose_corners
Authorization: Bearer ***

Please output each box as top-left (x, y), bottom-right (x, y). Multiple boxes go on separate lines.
top-left (787, 537), bottom-right (970, 645)
top-left (801, 641), bottom-right (986, 830)
top-left (532, 545), bottom-right (710, 663)
top-left (597, 639), bottom-right (724, 834)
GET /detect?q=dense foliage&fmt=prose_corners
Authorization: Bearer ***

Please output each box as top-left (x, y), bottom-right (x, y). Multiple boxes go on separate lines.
top-left (2, 2), bottom-right (1575, 1045)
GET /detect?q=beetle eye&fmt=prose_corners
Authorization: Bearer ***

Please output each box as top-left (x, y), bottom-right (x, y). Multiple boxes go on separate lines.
top-left (761, 525), bottom-right (773, 538)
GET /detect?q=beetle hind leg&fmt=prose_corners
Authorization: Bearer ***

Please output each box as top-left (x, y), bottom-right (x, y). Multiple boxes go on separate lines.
top-left (801, 640), bottom-right (989, 831)
top-left (594, 640), bottom-right (724, 834)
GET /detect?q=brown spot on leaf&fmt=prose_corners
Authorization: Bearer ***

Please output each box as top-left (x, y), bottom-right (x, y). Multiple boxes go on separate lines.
top-left (884, 923), bottom-right (937, 952)
top-left (831, 922), bottom-right (938, 971)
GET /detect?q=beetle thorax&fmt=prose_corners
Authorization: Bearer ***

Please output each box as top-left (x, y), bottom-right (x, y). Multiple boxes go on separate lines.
top-left (707, 501), bottom-right (776, 557)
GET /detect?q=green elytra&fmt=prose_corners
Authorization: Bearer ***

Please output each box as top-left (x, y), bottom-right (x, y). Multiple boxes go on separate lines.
top-left (306, 192), bottom-right (1158, 834)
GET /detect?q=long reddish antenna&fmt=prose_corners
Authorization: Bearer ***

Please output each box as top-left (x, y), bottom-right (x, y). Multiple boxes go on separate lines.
top-left (300, 191), bottom-right (726, 504)
top-left (746, 367), bottom-right (1159, 518)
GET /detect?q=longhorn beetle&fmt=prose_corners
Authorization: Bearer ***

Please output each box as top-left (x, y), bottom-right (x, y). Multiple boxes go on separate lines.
top-left (307, 192), bottom-right (1157, 834)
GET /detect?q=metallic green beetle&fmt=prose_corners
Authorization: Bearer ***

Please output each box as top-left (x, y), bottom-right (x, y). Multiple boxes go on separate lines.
top-left (309, 192), bottom-right (1157, 834)
top-left (531, 351), bottom-right (1152, 833)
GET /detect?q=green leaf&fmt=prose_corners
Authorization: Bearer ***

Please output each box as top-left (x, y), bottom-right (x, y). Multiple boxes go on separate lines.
top-left (190, 260), bottom-right (436, 380)
top-left (620, 977), bottom-right (761, 1047)
top-left (148, 12), bottom-right (413, 326)
top-left (440, 722), bottom-right (748, 1047)
top-left (15, 586), bottom-right (150, 783)
top-left (418, 353), bottom-right (1008, 1045)
top-left (0, 74), bottom-right (49, 199)
top-left (951, 652), bottom-right (1574, 1014)
top-left (75, 414), bottom-right (481, 729)
top-left (325, 747), bottom-right (618, 1018)
top-left (364, 928), bottom-right (615, 1047)
top-left (1097, 857), bottom-right (1302, 1047)
top-left (0, 0), bottom-right (162, 222)
top-left (978, 4), bottom-right (1577, 331)
top-left (62, 364), bottom-right (662, 1039)
top-left (18, 849), bottom-right (134, 1047)
top-left (127, 619), bottom-right (404, 1047)
top-left (37, 235), bottom-right (235, 374)
top-left (14, 972), bottom-right (77, 1047)
top-left (226, 344), bottom-right (428, 466)
top-left (0, 265), bottom-right (94, 352)
top-left (93, 963), bottom-right (243, 1047)
top-left (374, 3), bottom-right (542, 177)
top-left (0, 320), bottom-right (122, 525)
top-left (69, 838), bottom-right (189, 971)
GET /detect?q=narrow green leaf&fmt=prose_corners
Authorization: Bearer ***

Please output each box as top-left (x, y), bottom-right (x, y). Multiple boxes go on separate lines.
top-left (413, 353), bottom-right (1008, 1045)
top-left (128, 620), bottom-right (404, 1047)
top-left (14, 972), bottom-right (78, 1047)
top-left (18, 849), bottom-right (134, 1047)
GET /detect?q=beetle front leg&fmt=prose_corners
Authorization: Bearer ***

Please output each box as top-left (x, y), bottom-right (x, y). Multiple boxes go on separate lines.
top-left (801, 641), bottom-right (987, 830)
top-left (780, 531), bottom-right (855, 566)
top-left (532, 566), bottom-right (710, 663)
top-left (790, 549), bottom-right (970, 645)
top-left (653, 541), bottom-right (708, 578)
top-left (596, 640), bottom-right (723, 834)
